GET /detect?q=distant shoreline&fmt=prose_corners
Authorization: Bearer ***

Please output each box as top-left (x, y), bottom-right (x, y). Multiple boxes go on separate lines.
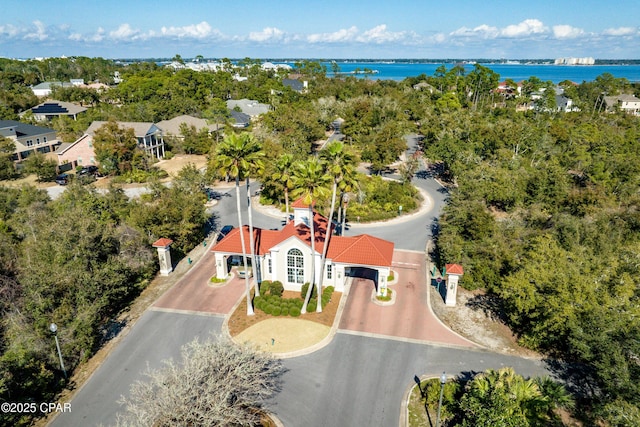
top-left (114, 57), bottom-right (640, 66)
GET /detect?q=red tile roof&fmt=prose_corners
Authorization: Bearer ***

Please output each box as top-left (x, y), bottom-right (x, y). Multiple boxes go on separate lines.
top-left (446, 263), bottom-right (464, 275)
top-left (152, 238), bottom-right (173, 248)
top-left (211, 211), bottom-right (394, 267)
top-left (291, 197), bottom-right (312, 208)
top-left (328, 234), bottom-right (394, 267)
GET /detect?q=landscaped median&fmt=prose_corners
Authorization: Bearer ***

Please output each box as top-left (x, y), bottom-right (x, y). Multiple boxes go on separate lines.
top-left (226, 280), bottom-right (342, 354)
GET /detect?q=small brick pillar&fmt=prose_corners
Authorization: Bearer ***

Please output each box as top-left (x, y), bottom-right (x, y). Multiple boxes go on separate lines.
top-left (445, 263), bottom-right (464, 307)
top-left (152, 238), bottom-right (174, 276)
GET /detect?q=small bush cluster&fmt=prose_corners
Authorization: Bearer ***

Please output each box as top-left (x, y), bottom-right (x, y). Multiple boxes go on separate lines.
top-left (261, 280), bottom-right (284, 297)
top-left (348, 175), bottom-right (420, 222)
top-left (300, 282), bottom-right (317, 299)
top-left (253, 283), bottom-right (335, 317)
top-left (112, 167), bottom-right (168, 184)
top-left (253, 294), bottom-right (303, 317)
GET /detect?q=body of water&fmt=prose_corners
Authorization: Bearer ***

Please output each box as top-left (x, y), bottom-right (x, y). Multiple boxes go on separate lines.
top-left (307, 61), bottom-right (640, 84)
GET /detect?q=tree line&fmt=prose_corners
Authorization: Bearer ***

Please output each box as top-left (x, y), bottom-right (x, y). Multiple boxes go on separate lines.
top-left (1, 55), bottom-right (639, 425)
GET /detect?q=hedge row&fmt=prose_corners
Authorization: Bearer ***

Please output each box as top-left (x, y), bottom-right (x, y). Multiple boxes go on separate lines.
top-left (253, 284), bottom-right (336, 317)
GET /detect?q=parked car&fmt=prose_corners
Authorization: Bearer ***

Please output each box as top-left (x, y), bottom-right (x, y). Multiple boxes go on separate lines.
top-left (217, 225), bottom-right (234, 241)
top-left (78, 165), bottom-right (100, 177)
top-left (55, 173), bottom-right (70, 185)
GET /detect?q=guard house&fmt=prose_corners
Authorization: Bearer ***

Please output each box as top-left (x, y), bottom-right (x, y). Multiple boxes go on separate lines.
top-left (211, 198), bottom-right (394, 295)
top-left (444, 263), bottom-right (464, 306)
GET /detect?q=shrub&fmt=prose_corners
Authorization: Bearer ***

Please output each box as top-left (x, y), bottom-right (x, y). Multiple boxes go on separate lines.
top-left (307, 299), bottom-right (317, 312)
top-left (289, 306), bottom-right (301, 317)
top-left (301, 282), bottom-right (317, 299)
top-left (272, 306), bottom-right (282, 316)
top-left (270, 281), bottom-right (284, 297)
top-left (267, 295), bottom-right (280, 304)
top-left (260, 280), bottom-right (272, 295)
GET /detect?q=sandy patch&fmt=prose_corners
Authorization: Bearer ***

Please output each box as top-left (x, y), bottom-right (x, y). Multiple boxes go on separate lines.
top-left (235, 318), bottom-right (330, 353)
top-left (155, 154), bottom-right (207, 176)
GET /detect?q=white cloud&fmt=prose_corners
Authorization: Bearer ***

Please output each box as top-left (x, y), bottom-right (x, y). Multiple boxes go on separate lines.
top-left (450, 24), bottom-right (499, 39)
top-left (602, 26), bottom-right (637, 36)
top-left (161, 21), bottom-right (213, 39)
top-left (70, 27), bottom-right (105, 42)
top-left (307, 26), bottom-right (358, 43)
top-left (431, 33), bottom-right (447, 44)
top-left (500, 19), bottom-right (547, 38)
top-left (109, 24), bottom-right (140, 41)
top-left (553, 25), bottom-right (584, 39)
top-left (0, 24), bottom-right (20, 37)
top-left (24, 20), bottom-right (48, 41)
top-left (248, 27), bottom-right (284, 42)
top-left (356, 24), bottom-right (406, 43)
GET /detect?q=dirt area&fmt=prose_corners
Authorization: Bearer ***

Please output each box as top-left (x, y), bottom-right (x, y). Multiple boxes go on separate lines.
top-left (430, 285), bottom-right (541, 359)
top-left (154, 154), bottom-right (207, 176)
top-left (93, 154), bottom-right (208, 188)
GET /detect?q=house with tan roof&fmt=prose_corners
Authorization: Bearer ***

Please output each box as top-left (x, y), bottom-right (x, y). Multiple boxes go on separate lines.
top-left (58, 121), bottom-right (166, 169)
top-left (603, 94), bottom-right (640, 115)
top-left (86, 121), bottom-right (165, 160)
top-left (57, 134), bottom-right (97, 169)
top-left (211, 198), bottom-right (394, 294)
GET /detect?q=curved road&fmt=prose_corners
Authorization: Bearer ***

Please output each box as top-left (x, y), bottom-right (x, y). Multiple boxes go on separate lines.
top-left (50, 138), bottom-right (553, 427)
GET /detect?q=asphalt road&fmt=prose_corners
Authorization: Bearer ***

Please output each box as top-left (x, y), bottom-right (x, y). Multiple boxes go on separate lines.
top-left (50, 311), bottom-right (224, 427)
top-left (274, 333), bottom-right (548, 427)
top-left (51, 309), bottom-right (550, 427)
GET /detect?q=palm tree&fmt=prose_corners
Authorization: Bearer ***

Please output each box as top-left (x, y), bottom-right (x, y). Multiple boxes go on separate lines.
top-left (214, 132), bottom-right (262, 315)
top-left (291, 158), bottom-right (331, 313)
top-left (243, 135), bottom-right (265, 297)
top-left (317, 142), bottom-right (356, 285)
top-left (337, 166), bottom-right (358, 236)
top-left (272, 153), bottom-right (295, 218)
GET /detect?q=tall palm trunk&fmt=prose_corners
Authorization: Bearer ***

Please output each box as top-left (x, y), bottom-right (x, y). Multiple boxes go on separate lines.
top-left (284, 188), bottom-right (290, 220)
top-left (301, 205), bottom-right (316, 314)
top-left (317, 180), bottom-right (338, 313)
top-left (236, 176), bottom-right (254, 315)
top-left (246, 177), bottom-right (259, 297)
top-left (341, 197), bottom-right (349, 236)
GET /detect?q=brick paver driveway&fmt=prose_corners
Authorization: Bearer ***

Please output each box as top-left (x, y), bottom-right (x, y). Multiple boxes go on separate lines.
top-left (338, 250), bottom-right (475, 347)
top-left (153, 251), bottom-right (245, 315)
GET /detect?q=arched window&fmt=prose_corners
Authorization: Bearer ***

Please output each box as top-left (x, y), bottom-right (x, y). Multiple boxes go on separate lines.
top-left (287, 248), bottom-right (304, 284)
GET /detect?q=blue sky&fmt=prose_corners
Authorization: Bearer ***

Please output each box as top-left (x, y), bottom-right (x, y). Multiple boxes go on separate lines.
top-left (1, 0), bottom-right (638, 59)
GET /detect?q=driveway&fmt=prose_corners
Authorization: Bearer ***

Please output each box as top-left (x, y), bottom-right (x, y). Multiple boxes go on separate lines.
top-left (339, 250), bottom-right (475, 348)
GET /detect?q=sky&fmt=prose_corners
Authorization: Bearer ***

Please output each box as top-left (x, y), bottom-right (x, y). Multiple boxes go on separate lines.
top-left (1, 0), bottom-right (638, 60)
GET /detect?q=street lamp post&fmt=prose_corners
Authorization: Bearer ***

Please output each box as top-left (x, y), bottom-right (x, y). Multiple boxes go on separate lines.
top-left (49, 323), bottom-right (67, 378)
top-left (435, 371), bottom-right (446, 427)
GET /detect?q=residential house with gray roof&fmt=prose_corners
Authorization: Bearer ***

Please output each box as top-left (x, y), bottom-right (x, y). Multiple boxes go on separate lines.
top-left (0, 120), bottom-right (60, 162)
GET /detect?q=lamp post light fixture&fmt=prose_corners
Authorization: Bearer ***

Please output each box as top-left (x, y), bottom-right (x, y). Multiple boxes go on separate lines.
top-left (435, 371), bottom-right (447, 427)
top-left (49, 323), bottom-right (67, 378)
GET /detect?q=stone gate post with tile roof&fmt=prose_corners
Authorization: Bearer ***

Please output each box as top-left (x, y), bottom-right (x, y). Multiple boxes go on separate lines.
top-left (153, 238), bottom-right (174, 276)
top-left (444, 264), bottom-right (464, 306)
